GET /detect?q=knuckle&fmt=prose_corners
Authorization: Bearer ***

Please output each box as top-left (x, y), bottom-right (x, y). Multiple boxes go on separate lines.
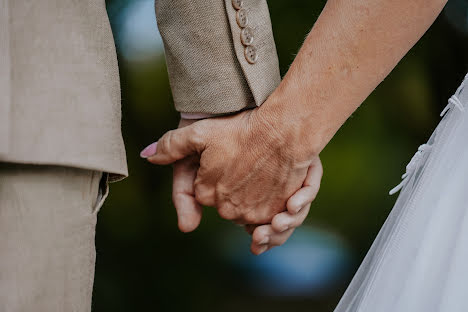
top-left (159, 132), bottom-right (174, 156)
top-left (165, 131), bottom-right (178, 156)
top-left (280, 216), bottom-right (291, 227)
top-left (255, 206), bottom-right (279, 224)
top-left (190, 124), bottom-right (206, 148)
top-left (172, 192), bottom-right (186, 205)
top-left (157, 135), bottom-right (168, 155)
top-left (243, 211), bottom-right (259, 224)
top-left (288, 201), bottom-right (301, 213)
top-left (218, 205), bottom-right (236, 220)
top-left (194, 181), bottom-right (211, 197)
top-left (218, 209), bottom-right (235, 220)
top-left (194, 188), bottom-right (212, 206)
top-left (271, 218), bottom-right (284, 231)
top-left (257, 227), bottom-right (270, 239)
top-left (193, 176), bottom-right (204, 188)
top-left (252, 230), bottom-right (264, 244)
top-left (193, 182), bottom-right (204, 196)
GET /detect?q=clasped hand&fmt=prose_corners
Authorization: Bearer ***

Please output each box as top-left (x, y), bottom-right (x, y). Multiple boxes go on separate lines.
top-left (142, 106), bottom-right (322, 254)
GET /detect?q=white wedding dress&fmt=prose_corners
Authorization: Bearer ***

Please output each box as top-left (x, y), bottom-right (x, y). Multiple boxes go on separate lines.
top-left (334, 73), bottom-right (468, 312)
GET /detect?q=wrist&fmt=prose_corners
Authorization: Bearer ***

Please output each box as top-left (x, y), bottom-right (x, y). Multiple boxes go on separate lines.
top-left (256, 84), bottom-right (325, 158)
top-left (252, 89), bottom-right (321, 163)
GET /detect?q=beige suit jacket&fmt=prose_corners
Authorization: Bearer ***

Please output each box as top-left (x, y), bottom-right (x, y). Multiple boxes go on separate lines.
top-left (0, 0), bottom-right (280, 180)
top-left (156, 0), bottom-right (281, 114)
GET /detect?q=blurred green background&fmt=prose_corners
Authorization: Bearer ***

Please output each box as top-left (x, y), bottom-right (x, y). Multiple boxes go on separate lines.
top-left (94, 1), bottom-right (468, 311)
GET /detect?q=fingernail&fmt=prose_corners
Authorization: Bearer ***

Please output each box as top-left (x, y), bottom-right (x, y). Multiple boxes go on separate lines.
top-left (257, 245), bottom-right (268, 254)
top-left (294, 205), bottom-right (303, 213)
top-left (280, 225), bottom-right (289, 232)
top-left (259, 236), bottom-right (269, 244)
top-left (140, 142), bottom-right (158, 158)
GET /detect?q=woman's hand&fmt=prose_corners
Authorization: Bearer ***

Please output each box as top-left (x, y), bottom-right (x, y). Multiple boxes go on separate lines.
top-left (245, 156), bottom-right (322, 255)
top-left (142, 105), bottom-right (317, 226)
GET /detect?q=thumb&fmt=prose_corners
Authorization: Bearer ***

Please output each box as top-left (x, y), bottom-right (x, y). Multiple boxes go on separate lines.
top-left (142, 124), bottom-right (206, 165)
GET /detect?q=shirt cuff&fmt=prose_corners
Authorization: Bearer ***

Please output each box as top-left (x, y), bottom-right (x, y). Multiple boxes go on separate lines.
top-left (180, 112), bottom-right (220, 120)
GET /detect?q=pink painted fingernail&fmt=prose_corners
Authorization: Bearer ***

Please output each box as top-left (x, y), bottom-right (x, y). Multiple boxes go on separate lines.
top-left (140, 142), bottom-right (158, 158)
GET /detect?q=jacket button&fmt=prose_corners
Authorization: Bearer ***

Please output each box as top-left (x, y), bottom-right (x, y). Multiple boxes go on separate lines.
top-left (244, 45), bottom-right (258, 64)
top-left (231, 0), bottom-right (243, 10)
top-left (240, 27), bottom-right (254, 46)
top-left (236, 9), bottom-right (249, 28)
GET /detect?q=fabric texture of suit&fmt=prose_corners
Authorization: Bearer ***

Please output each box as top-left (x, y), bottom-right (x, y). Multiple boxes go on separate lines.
top-left (0, 165), bottom-right (107, 312)
top-left (0, 0), bottom-right (127, 180)
top-left (156, 0), bottom-right (281, 114)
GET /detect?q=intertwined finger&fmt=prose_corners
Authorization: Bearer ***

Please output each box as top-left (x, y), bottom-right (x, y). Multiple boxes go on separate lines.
top-left (286, 157), bottom-right (323, 213)
top-left (172, 156), bottom-right (203, 232)
top-left (193, 179), bottom-right (216, 207)
top-left (250, 224), bottom-right (295, 255)
top-left (247, 157), bottom-right (323, 255)
top-left (271, 204), bottom-right (310, 233)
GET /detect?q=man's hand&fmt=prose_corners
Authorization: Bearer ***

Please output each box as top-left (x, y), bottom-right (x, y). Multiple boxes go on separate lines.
top-left (142, 106), bottom-right (317, 226)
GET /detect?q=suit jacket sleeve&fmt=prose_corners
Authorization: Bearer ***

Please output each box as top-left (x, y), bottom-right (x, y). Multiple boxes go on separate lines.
top-left (155, 0), bottom-right (281, 115)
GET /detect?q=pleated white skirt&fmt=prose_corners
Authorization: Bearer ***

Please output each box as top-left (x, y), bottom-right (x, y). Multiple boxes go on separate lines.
top-left (334, 73), bottom-right (468, 312)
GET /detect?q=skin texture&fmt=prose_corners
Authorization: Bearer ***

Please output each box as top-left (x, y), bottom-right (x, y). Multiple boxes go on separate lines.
top-left (264, 0), bottom-right (449, 154)
top-left (148, 112), bottom-right (313, 225)
top-left (247, 157), bottom-right (322, 254)
top-left (169, 119), bottom-right (323, 254)
top-left (144, 0), bottom-right (448, 254)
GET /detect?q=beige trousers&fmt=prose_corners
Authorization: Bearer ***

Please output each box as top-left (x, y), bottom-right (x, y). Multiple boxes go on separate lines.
top-left (0, 164), bottom-right (108, 312)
